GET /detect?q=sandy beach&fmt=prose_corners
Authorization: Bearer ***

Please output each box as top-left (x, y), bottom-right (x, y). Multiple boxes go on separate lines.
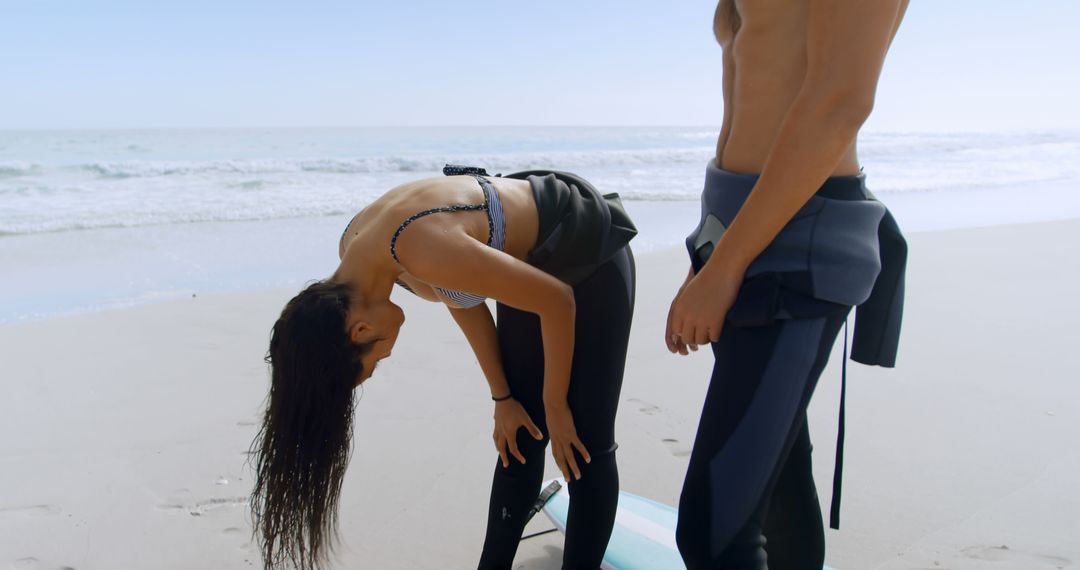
top-left (2, 218), bottom-right (1078, 570)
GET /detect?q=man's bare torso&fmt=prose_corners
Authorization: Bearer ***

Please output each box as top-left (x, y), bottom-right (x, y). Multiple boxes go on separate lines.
top-left (714, 0), bottom-right (907, 176)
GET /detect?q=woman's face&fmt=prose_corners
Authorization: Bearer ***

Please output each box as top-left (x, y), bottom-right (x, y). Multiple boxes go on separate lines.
top-left (349, 300), bottom-right (405, 386)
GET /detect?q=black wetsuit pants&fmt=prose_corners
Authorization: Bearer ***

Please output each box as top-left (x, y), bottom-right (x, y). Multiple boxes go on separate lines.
top-left (478, 246), bottom-right (636, 570)
top-left (676, 309), bottom-right (851, 569)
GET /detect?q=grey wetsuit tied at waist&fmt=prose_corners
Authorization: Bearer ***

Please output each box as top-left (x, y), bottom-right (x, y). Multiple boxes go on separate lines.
top-left (686, 160), bottom-right (906, 368)
top-left (685, 160), bottom-right (908, 531)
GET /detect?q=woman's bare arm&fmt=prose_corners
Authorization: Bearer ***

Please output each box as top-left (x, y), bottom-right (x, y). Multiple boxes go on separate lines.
top-left (399, 235), bottom-right (575, 408)
top-left (394, 224), bottom-right (590, 479)
top-left (447, 303), bottom-right (511, 399)
top-left (448, 302), bottom-right (545, 467)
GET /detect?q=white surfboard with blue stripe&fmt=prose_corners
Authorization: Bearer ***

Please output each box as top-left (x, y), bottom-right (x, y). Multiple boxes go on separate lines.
top-left (539, 479), bottom-right (836, 570)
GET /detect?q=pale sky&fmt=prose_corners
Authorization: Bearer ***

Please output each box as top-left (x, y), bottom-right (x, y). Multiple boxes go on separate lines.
top-left (2, 1), bottom-right (1077, 131)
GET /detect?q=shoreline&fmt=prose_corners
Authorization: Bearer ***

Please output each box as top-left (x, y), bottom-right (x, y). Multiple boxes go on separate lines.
top-left (5, 179), bottom-right (1080, 326)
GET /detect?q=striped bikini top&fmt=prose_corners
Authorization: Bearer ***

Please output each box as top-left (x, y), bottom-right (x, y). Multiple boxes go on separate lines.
top-left (389, 174), bottom-right (506, 309)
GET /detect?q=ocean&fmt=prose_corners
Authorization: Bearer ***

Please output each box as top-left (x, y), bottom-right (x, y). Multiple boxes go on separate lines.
top-left (2, 127), bottom-right (1078, 322)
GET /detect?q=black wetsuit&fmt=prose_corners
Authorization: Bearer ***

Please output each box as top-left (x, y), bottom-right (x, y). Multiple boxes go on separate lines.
top-left (422, 166), bottom-right (637, 570)
top-left (480, 244), bottom-right (635, 569)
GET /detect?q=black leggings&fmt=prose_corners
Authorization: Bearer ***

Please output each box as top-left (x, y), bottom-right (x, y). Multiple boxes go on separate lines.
top-left (676, 310), bottom-right (850, 569)
top-left (478, 246), bottom-right (636, 570)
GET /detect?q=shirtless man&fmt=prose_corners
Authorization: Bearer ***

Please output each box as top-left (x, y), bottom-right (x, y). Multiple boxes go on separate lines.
top-left (666, 1), bottom-right (909, 567)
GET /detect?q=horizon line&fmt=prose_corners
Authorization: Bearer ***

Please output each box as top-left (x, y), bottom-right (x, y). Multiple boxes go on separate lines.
top-left (1, 125), bottom-right (1077, 135)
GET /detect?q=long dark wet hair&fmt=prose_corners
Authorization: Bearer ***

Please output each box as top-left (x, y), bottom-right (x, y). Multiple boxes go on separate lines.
top-left (250, 280), bottom-right (372, 570)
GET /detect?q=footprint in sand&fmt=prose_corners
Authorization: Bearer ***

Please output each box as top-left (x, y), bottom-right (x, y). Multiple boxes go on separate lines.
top-left (224, 527), bottom-right (256, 551)
top-left (0, 505), bottom-right (61, 517)
top-left (628, 398), bottom-right (661, 415)
top-left (962, 544), bottom-right (1071, 568)
top-left (10, 559), bottom-right (76, 570)
top-left (662, 438), bottom-right (691, 458)
top-left (157, 497), bottom-right (248, 517)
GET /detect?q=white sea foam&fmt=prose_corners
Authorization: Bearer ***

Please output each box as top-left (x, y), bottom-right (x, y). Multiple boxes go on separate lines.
top-left (0, 161), bottom-right (40, 177)
top-left (63, 148), bottom-right (711, 178)
top-left (0, 128), bottom-right (1077, 236)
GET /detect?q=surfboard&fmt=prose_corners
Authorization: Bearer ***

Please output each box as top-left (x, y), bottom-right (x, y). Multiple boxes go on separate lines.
top-left (537, 479), bottom-right (836, 570)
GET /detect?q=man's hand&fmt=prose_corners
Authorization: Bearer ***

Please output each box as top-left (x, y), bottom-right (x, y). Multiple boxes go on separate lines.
top-left (666, 262), bottom-right (744, 352)
top-left (666, 266), bottom-right (698, 355)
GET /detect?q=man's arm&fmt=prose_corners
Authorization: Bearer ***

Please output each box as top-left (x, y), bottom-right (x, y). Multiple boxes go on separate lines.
top-left (671, 0), bottom-right (907, 346)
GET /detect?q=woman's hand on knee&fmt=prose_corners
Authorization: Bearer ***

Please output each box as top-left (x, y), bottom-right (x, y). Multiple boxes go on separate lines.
top-left (545, 401), bottom-right (590, 481)
top-left (493, 399), bottom-right (544, 468)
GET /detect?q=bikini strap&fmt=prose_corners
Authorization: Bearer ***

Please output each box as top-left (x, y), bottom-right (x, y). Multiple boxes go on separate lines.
top-left (443, 164), bottom-right (501, 177)
top-left (389, 174), bottom-right (495, 264)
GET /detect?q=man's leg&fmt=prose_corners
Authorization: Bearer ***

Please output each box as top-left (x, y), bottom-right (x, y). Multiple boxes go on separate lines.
top-left (676, 312), bottom-right (847, 569)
